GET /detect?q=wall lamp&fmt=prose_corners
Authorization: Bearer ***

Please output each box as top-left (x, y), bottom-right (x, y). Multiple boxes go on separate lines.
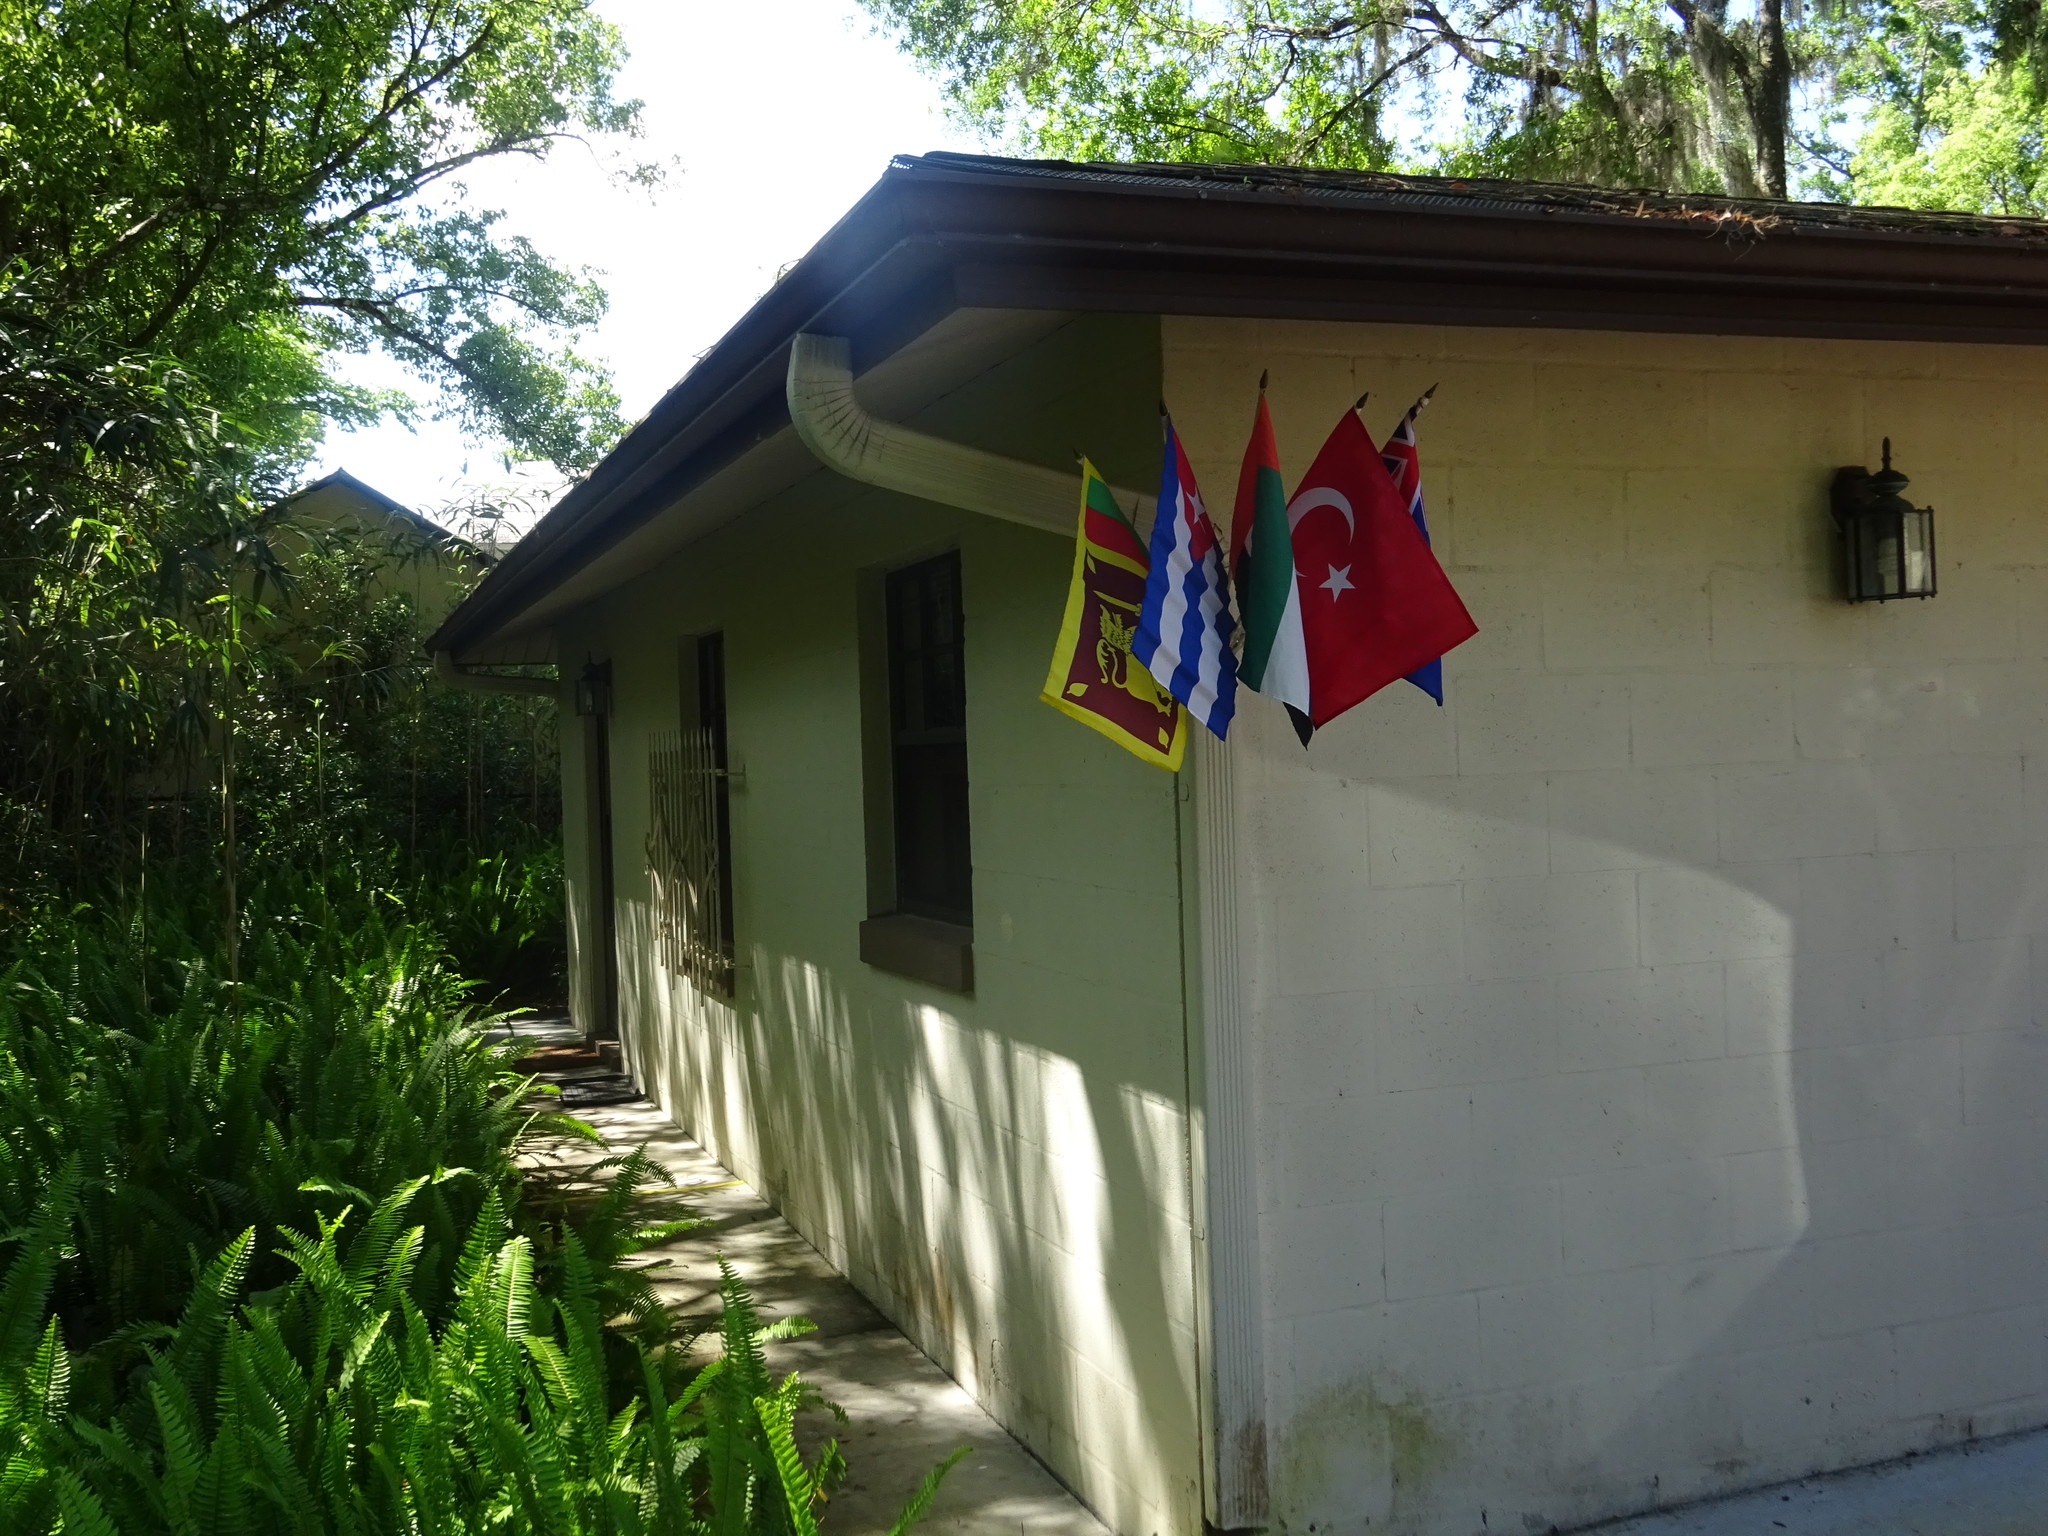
top-left (1832, 439), bottom-right (1936, 603)
top-left (573, 658), bottom-right (613, 717)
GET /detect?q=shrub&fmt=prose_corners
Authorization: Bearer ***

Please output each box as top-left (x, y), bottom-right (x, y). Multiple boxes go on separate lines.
top-left (0, 1180), bottom-right (961, 1535)
top-left (0, 886), bottom-right (545, 1359)
top-left (0, 878), bottom-right (965, 1533)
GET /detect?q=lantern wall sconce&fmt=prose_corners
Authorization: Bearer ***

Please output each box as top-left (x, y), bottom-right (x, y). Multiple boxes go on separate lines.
top-left (1831, 439), bottom-right (1936, 603)
top-left (574, 658), bottom-right (613, 717)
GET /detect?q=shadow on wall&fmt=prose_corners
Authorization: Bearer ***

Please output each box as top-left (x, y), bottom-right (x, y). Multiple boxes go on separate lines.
top-left (1258, 666), bottom-right (2048, 1533)
top-left (610, 898), bottom-right (1203, 1535)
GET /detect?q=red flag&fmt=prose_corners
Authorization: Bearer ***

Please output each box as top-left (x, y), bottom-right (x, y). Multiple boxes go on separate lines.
top-left (1288, 409), bottom-right (1477, 728)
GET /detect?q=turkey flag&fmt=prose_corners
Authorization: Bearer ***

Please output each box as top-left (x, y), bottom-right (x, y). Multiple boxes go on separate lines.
top-left (1287, 408), bottom-right (1477, 732)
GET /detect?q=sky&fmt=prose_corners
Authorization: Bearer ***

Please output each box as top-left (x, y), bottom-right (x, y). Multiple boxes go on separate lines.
top-left (308, 1), bottom-right (984, 529)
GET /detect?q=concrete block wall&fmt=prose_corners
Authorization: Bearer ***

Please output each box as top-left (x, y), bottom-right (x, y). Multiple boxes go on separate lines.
top-left (1166, 318), bottom-right (2048, 1534)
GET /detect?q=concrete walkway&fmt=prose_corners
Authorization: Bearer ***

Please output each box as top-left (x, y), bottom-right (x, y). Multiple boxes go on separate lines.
top-left (508, 1023), bottom-right (1108, 1536)
top-left (509, 1021), bottom-right (2048, 1536)
top-left (1591, 1428), bottom-right (2048, 1536)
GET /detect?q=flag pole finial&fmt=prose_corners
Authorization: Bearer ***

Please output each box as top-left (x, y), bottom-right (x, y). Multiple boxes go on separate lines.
top-left (1353, 391), bottom-right (1370, 413)
top-left (1259, 368), bottom-right (1269, 392)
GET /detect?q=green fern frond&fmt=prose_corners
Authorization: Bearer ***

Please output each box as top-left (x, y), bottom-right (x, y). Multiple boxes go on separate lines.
top-left (67, 1418), bottom-right (162, 1519)
top-left (160, 1229), bottom-right (254, 1407)
top-left (25, 1318), bottom-right (67, 1421)
top-left (491, 1237), bottom-right (536, 1343)
top-left (148, 1375), bottom-right (207, 1526)
top-left (884, 1445), bottom-right (971, 1536)
top-left (754, 1391), bottom-right (821, 1536)
top-left (53, 1467), bottom-right (120, 1536)
top-left (0, 1162), bottom-right (78, 1372)
top-left (813, 1437), bottom-right (848, 1502)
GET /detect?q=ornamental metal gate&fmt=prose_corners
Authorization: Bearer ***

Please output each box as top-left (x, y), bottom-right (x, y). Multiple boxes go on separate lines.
top-left (646, 726), bottom-right (733, 997)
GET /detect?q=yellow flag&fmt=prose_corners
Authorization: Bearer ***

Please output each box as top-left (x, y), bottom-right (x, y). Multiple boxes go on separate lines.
top-left (1041, 460), bottom-right (1185, 771)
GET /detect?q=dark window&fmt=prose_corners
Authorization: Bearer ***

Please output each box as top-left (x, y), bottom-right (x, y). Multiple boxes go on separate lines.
top-left (697, 632), bottom-right (736, 960)
top-left (886, 553), bottom-right (972, 924)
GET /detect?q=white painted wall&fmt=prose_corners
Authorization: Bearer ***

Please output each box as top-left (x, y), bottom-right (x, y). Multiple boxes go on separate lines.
top-left (1167, 319), bottom-right (2048, 1534)
top-left (557, 317), bottom-right (1210, 1536)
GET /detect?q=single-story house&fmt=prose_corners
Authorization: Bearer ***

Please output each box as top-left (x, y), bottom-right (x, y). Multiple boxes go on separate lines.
top-left (428, 154), bottom-right (2048, 1536)
top-left (273, 468), bottom-right (491, 617)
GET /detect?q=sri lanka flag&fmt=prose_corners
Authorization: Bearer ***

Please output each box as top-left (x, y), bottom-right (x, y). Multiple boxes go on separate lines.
top-left (1381, 387), bottom-right (1446, 704)
top-left (1041, 459), bottom-right (1186, 771)
top-left (1135, 417), bottom-right (1238, 740)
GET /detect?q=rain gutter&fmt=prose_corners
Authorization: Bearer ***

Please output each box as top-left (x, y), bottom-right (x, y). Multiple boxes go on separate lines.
top-left (784, 333), bottom-right (1153, 535)
top-left (432, 650), bottom-right (559, 699)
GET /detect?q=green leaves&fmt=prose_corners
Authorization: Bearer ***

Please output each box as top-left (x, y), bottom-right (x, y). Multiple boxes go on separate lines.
top-left (1847, 59), bottom-right (2048, 213)
top-left (0, 886), bottom-right (966, 1535)
top-left (0, 1199), bottom-right (965, 1536)
top-left (0, 891), bottom-right (539, 1352)
top-left (862, 0), bottom-right (2048, 202)
top-left (0, 0), bottom-right (641, 469)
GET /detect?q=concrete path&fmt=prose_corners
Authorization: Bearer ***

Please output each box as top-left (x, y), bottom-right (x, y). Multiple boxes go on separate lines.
top-left (508, 1021), bottom-right (2048, 1536)
top-left (506, 1021), bottom-right (1108, 1536)
top-left (1591, 1430), bottom-right (2048, 1535)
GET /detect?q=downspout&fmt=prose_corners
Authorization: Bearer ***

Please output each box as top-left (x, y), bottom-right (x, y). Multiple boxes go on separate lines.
top-left (785, 333), bottom-right (1153, 533)
top-left (432, 650), bottom-right (560, 699)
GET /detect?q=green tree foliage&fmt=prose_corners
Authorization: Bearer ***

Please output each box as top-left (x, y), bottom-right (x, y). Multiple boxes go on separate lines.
top-left (0, 0), bottom-right (644, 471)
top-left (1820, 0), bottom-right (2048, 212)
top-left (0, 0), bottom-right (622, 914)
top-left (863, 0), bottom-right (1811, 194)
top-left (0, 294), bottom-right (276, 899)
top-left (0, 282), bottom-right (561, 956)
top-left (865, 0), bottom-right (2048, 203)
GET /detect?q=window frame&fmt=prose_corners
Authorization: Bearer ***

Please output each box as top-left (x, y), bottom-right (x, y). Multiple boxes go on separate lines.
top-left (856, 548), bottom-right (975, 993)
top-left (882, 551), bottom-right (974, 927)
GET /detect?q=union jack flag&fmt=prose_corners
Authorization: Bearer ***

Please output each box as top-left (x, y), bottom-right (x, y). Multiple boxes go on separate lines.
top-left (1381, 386), bottom-right (1445, 705)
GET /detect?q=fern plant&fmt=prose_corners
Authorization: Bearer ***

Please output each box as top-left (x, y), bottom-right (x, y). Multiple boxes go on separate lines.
top-left (0, 889), bottom-right (579, 1358)
top-left (0, 879), bottom-right (970, 1533)
top-left (0, 1181), bottom-right (967, 1535)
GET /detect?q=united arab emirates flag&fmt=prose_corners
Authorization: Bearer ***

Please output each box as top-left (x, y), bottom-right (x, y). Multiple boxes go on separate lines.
top-left (1230, 379), bottom-right (1314, 743)
top-left (1041, 459), bottom-right (1186, 770)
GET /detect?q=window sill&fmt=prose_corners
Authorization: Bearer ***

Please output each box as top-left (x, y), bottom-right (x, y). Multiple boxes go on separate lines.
top-left (859, 913), bottom-right (974, 994)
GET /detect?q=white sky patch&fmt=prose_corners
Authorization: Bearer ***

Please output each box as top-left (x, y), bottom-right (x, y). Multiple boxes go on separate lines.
top-left (310, 0), bottom-right (983, 531)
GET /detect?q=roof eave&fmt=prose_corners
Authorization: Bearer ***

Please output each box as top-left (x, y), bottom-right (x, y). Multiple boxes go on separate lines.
top-left (431, 155), bottom-right (2048, 658)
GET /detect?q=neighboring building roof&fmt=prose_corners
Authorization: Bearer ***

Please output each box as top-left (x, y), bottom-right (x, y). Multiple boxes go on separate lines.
top-left (431, 152), bottom-right (2048, 659)
top-left (275, 468), bottom-right (492, 561)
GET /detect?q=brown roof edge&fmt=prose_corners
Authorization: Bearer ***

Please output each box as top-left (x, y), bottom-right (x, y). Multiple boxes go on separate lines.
top-left (430, 153), bottom-right (2048, 657)
top-left (917, 152), bottom-right (2048, 246)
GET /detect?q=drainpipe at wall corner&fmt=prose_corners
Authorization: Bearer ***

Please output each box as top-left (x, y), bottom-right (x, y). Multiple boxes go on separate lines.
top-left (432, 650), bottom-right (561, 699)
top-left (784, 333), bottom-right (1155, 536)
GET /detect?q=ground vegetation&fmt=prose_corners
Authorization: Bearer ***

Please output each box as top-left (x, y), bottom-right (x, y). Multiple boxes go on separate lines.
top-left (1, 5), bottom-right (961, 1527)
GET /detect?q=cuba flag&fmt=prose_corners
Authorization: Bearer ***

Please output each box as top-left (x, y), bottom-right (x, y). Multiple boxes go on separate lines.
top-left (1135, 415), bottom-right (1238, 741)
